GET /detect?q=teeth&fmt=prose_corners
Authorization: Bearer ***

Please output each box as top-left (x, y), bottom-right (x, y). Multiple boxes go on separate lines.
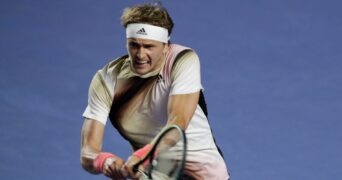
top-left (136, 60), bottom-right (148, 64)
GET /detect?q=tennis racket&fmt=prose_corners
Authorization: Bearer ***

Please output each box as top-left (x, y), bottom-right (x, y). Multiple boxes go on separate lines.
top-left (133, 125), bottom-right (187, 180)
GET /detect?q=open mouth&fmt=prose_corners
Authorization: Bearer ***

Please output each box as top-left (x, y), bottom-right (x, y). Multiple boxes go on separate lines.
top-left (133, 59), bottom-right (151, 68)
top-left (135, 60), bottom-right (150, 65)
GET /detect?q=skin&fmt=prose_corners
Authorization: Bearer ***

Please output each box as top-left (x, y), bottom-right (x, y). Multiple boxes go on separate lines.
top-left (80, 38), bottom-right (200, 179)
top-left (127, 38), bottom-right (169, 75)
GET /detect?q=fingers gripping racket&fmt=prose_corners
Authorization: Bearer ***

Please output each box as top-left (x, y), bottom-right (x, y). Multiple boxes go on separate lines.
top-left (133, 125), bottom-right (187, 180)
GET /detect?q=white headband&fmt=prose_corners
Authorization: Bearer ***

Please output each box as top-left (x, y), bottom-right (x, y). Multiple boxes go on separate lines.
top-left (126, 23), bottom-right (170, 43)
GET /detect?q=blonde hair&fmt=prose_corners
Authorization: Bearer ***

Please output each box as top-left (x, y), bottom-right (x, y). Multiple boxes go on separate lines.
top-left (120, 2), bottom-right (174, 35)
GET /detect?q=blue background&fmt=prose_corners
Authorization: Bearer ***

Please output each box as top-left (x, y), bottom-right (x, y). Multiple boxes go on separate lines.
top-left (1, 0), bottom-right (341, 179)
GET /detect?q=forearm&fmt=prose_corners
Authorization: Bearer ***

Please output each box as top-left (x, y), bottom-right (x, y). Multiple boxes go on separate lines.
top-left (80, 119), bottom-right (105, 174)
top-left (166, 93), bottom-right (199, 130)
top-left (80, 146), bottom-right (100, 174)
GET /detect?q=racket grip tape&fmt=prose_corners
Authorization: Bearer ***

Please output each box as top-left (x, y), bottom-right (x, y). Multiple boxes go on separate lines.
top-left (133, 144), bottom-right (152, 159)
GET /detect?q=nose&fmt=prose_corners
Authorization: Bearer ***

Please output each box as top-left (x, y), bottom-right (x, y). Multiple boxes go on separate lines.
top-left (136, 47), bottom-right (147, 60)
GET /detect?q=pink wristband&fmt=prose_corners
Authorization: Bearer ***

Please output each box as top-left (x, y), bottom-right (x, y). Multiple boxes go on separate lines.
top-left (133, 144), bottom-right (152, 159)
top-left (93, 152), bottom-right (116, 173)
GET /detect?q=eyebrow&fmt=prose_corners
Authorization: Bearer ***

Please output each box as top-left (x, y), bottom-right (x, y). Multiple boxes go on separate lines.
top-left (128, 41), bottom-right (156, 48)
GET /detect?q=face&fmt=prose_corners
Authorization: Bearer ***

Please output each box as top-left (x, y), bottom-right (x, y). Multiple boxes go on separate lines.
top-left (127, 38), bottom-right (169, 75)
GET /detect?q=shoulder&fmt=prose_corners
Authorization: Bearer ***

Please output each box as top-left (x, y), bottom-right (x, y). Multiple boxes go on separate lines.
top-left (99, 55), bottom-right (129, 76)
top-left (90, 55), bottom-right (129, 93)
top-left (168, 44), bottom-right (192, 58)
top-left (96, 55), bottom-right (129, 80)
top-left (161, 44), bottom-right (200, 80)
top-left (168, 44), bottom-right (199, 65)
top-left (162, 44), bottom-right (198, 72)
top-left (172, 50), bottom-right (200, 71)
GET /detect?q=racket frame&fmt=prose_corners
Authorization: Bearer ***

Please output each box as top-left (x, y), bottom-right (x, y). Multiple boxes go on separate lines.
top-left (133, 125), bottom-right (187, 179)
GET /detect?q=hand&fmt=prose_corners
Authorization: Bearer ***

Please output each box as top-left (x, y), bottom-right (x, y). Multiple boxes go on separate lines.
top-left (124, 155), bottom-right (143, 179)
top-left (102, 156), bottom-right (128, 179)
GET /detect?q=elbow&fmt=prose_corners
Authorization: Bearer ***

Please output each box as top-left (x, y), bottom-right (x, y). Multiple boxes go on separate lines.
top-left (176, 121), bottom-right (188, 130)
top-left (168, 115), bottom-right (190, 130)
top-left (80, 156), bottom-right (88, 170)
top-left (80, 153), bottom-right (98, 174)
top-left (80, 155), bottom-right (91, 172)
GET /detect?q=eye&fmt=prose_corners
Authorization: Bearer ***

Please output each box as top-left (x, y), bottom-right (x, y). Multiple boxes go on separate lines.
top-left (143, 44), bottom-right (155, 49)
top-left (128, 42), bottom-right (140, 48)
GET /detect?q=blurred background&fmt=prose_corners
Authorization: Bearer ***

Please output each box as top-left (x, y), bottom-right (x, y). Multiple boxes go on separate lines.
top-left (1, 0), bottom-right (341, 179)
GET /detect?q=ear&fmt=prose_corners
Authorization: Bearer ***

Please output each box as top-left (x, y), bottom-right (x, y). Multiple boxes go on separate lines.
top-left (163, 43), bottom-right (170, 55)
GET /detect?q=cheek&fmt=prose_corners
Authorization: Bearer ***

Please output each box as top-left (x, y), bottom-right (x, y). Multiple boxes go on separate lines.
top-left (128, 49), bottom-right (137, 58)
top-left (151, 49), bottom-right (165, 59)
top-left (150, 53), bottom-right (162, 61)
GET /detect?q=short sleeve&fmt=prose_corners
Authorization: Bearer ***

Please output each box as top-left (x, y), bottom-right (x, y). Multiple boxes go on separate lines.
top-left (170, 51), bottom-right (203, 95)
top-left (82, 72), bottom-right (112, 125)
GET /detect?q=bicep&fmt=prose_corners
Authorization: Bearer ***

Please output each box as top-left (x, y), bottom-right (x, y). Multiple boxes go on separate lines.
top-left (167, 92), bottom-right (200, 130)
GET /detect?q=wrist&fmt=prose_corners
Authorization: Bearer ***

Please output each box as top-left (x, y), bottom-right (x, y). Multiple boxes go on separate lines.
top-left (93, 152), bottom-right (117, 173)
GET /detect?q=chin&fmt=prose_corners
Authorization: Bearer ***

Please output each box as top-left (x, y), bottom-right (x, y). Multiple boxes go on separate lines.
top-left (134, 69), bottom-right (148, 75)
top-left (131, 65), bottom-right (149, 75)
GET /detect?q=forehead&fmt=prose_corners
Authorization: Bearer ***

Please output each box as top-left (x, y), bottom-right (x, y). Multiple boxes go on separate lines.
top-left (127, 38), bottom-right (162, 45)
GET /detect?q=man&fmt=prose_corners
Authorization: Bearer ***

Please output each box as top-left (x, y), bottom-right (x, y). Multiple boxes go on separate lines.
top-left (80, 3), bottom-right (229, 179)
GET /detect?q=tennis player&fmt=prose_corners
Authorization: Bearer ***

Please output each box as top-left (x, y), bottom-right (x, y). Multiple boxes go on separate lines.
top-left (80, 3), bottom-right (230, 179)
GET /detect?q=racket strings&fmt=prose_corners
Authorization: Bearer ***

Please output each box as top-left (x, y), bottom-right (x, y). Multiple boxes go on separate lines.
top-left (136, 125), bottom-right (187, 180)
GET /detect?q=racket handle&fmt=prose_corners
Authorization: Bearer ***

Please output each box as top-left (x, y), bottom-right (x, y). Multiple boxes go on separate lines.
top-left (133, 144), bottom-right (152, 159)
top-left (132, 163), bottom-right (139, 173)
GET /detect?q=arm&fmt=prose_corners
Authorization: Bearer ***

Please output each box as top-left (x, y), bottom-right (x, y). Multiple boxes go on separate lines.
top-left (81, 118), bottom-right (128, 178)
top-left (80, 118), bottom-right (105, 174)
top-left (167, 50), bottom-right (202, 129)
top-left (82, 68), bottom-right (130, 177)
top-left (167, 92), bottom-right (200, 130)
top-left (81, 72), bottom-right (115, 173)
